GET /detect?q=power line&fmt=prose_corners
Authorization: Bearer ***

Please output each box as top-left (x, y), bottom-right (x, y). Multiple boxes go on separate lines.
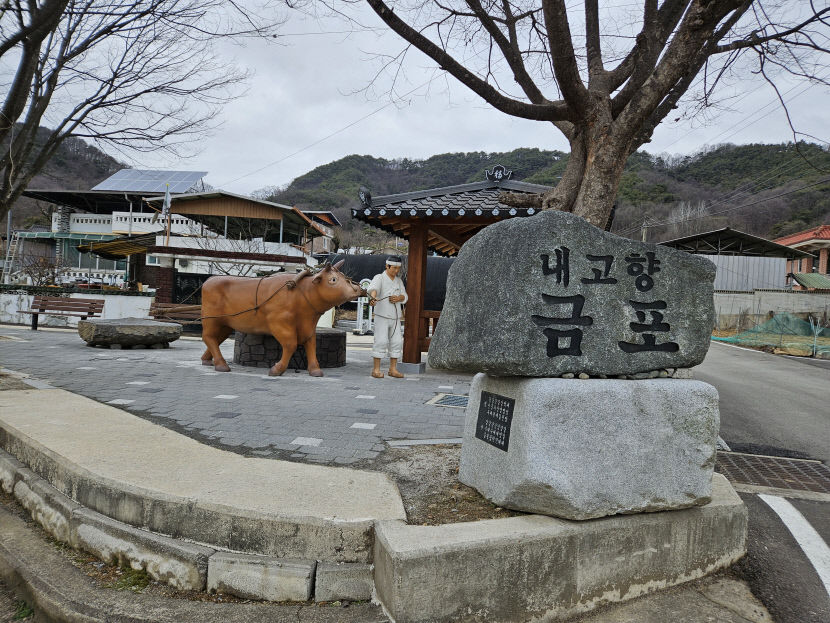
top-left (216, 76), bottom-right (441, 189)
top-left (626, 175), bottom-right (830, 236)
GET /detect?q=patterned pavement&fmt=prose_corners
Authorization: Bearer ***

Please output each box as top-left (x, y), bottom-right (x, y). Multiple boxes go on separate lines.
top-left (0, 325), bottom-right (472, 465)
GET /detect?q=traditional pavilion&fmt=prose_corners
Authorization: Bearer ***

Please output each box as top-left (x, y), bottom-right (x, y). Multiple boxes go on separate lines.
top-left (352, 166), bottom-right (551, 365)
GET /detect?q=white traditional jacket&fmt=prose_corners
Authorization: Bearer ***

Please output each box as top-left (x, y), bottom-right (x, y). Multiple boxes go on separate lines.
top-left (369, 271), bottom-right (408, 319)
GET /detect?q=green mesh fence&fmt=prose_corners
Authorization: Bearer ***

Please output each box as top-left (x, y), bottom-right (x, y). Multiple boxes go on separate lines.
top-left (713, 312), bottom-right (830, 357)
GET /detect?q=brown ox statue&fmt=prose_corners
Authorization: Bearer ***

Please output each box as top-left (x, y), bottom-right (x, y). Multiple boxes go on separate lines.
top-left (200, 260), bottom-right (362, 376)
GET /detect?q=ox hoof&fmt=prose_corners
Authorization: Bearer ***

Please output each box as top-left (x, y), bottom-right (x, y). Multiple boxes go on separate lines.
top-left (214, 363), bottom-right (231, 372)
top-left (308, 369), bottom-right (324, 377)
top-left (201, 359), bottom-right (213, 366)
top-left (268, 367), bottom-right (286, 377)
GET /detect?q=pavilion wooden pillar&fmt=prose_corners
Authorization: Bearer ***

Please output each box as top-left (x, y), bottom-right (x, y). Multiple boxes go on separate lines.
top-left (403, 219), bottom-right (427, 364)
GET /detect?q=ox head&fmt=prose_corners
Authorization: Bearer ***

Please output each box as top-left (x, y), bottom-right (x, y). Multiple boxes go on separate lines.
top-left (311, 260), bottom-right (364, 305)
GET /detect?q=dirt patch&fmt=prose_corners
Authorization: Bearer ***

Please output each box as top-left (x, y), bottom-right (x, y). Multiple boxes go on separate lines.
top-left (0, 372), bottom-right (30, 392)
top-left (365, 444), bottom-right (524, 525)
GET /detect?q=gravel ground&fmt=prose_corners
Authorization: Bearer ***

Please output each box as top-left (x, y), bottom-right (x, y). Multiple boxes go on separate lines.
top-left (0, 579), bottom-right (31, 622)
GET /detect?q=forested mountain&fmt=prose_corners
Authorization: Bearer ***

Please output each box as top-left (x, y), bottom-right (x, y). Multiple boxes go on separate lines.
top-left (8, 128), bottom-right (124, 228)
top-left (259, 142), bottom-right (830, 244)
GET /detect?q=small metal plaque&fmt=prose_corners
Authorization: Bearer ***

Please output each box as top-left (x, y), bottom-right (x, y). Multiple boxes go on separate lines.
top-left (474, 391), bottom-right (515, 452)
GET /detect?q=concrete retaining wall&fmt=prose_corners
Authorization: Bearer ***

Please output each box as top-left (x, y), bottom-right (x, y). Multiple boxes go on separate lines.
top-left (2, 444), bottom-right (748, 618)
top-left (0, 448), bottom-right (369, 599)
top-left (0, 413), bottom-right (377, 564)
top-left (0, 291), bottom-right (152, 327)
top-left (715, 290), bottom-right (830, 329)
top-left (374, 474), bottom-right (747, 623)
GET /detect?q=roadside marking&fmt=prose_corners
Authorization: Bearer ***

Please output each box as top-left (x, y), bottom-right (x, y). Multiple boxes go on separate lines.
top-left (351, 422), bottom-right (376, 430)
top-left (759, 494), bottom-right (830, 596)
top-left (732, 483), bottom-right (830, 503)
top-left (710, 340), bottom-right (768, 354)
top-left (213, 395), bottom-right (239, 400)
top-left (107, 399), bottom-right (135, 405)
top-left (717, 436), bottom-right (731, 451)
top-left (356, 395), bottom-right (376, 400)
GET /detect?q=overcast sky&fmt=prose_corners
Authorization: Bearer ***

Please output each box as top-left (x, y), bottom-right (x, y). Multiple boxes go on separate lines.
top-left (156, 4), bottom-right (830, 197)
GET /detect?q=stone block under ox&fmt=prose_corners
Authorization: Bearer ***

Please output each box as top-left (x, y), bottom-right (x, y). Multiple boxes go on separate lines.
top-left (429, 210), bottom-right (716, 377)
top-left (78, 317), bottom-right (182, 348)
top-left (459, 374), bottom-right (720, 520)
top-left (233, 327), bottom-right (346, 369)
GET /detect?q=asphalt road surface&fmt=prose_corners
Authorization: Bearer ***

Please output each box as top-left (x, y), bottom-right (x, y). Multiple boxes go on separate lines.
top-left (696, 341), bottom-right (830, 463)
top-left (696, 341), bottom-right (830, 623)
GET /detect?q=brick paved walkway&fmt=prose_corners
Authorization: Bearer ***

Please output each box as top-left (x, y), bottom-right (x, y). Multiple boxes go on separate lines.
top-left (0, 325), bottom-right (472, 466)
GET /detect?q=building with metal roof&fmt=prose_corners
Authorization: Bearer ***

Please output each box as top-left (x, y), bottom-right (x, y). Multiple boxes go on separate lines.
top-left (772, 225), bottom-right (830, 290)
top-left (788, 272), bottom-right (830, 291)
top-left (91, 169), bottom-right (207, 193)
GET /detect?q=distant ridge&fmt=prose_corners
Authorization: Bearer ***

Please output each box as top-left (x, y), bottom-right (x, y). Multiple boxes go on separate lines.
top-left (257, 142), bottom-right (830, 242)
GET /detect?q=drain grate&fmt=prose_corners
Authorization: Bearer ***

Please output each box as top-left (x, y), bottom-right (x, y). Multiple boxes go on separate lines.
top-left (716, 451), bottom-right (830, 494)
top-left (428, 393), bottom-right (469, 408)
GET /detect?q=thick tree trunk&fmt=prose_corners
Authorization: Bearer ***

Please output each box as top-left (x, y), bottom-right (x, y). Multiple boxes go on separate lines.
top-left (500, 133), bottom-right (626, 229)
top-left (534, 95), bottom-right (630, 229)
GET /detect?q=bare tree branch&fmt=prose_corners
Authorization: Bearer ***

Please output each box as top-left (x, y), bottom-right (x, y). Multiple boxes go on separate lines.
top-left (0, 0), bottom-right (283, 219)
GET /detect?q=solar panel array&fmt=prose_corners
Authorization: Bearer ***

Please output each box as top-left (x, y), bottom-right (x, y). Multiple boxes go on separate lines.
top-left (91, 169), bottom-right (207, 193)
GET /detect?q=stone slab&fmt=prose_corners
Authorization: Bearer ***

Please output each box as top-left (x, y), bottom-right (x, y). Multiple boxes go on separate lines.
top-left (78, 317), bottom-right (182, 347)
top-left (459, 374), bottom-right (719, 520)
top-left (0, 389), bottom-right (406, 563)
top-left (374, 474), bottom-right (747, 623)
top-left (72, 507), bottom-right (214, 590)
top-left (207, 552), bottom-right (315, 601)
top-left (429, 210), bottom-right (716, 376)
top-left (314, 562), bottom-right (374, 602)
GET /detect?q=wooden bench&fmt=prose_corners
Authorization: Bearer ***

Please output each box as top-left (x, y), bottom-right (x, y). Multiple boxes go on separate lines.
top-left (149, 302), bottom-right (203, 325)
top-left (21, 296), bottom-right (105, 330)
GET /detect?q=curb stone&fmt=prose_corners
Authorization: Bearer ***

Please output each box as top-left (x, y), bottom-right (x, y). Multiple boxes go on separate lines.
top-left (0, 503), bottom-right (389, 623)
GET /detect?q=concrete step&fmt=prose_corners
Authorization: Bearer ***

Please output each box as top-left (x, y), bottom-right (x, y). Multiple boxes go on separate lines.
top-left (0, 388), bottom-right (405, 563)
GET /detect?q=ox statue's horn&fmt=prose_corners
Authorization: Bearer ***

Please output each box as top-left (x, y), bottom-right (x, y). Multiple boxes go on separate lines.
top-left (333, 259), bottom-right (345, 270)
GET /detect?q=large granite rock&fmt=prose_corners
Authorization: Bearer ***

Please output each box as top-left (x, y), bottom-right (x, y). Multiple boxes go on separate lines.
top-left (459, 373), bottom-right (719, 520)
top-left (429, 210), bottom-right (716, 376)
top-left (78, 317), bottom-right (182, 348)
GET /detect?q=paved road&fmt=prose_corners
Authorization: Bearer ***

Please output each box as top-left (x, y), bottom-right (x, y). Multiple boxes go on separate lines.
top-left (697, 341), bottom-right (830, 623)
top-left (0, 326), bottom-right (470, 466)
top-left (696, 341), bottom-right (830, 463)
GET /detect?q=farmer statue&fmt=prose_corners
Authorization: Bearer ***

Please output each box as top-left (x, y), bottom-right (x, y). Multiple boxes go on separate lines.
top-left (368, 255), bottom-right (408, 378)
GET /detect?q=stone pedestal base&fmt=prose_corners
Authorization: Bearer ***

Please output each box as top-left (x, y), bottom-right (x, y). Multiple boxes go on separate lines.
top-left (233, 328), bottom-right (346, 370)
top-left (459, 373), bottom-right (720, 520)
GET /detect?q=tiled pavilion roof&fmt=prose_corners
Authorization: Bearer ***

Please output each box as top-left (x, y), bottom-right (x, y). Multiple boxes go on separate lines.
top-left (352, 179), bottom-right (552, 255)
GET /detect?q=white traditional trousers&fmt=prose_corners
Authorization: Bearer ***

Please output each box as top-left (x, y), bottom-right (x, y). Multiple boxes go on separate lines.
top-left (372, 315), bottom-right (403, 359)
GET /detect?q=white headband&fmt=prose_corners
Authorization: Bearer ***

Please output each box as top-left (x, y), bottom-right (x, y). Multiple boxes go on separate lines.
top-left (386, 260), bottom-right (402, 266)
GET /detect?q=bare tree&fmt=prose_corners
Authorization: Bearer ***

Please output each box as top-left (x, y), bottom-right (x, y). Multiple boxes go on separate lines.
top-left (19, 251), bottom-right (66, 285)
top-left (302, 1), bottom-right (829, 227)
top-left (0, 0), bottom-right (282, 221)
